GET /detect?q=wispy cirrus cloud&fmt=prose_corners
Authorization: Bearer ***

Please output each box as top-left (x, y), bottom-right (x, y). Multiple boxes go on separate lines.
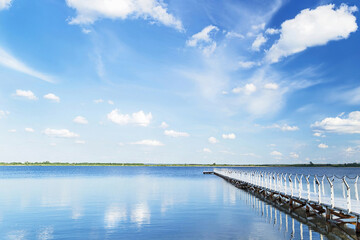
top-left (0, 48), bottom-right (53, 82)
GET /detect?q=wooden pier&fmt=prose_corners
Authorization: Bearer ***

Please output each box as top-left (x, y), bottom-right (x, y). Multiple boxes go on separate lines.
top-left (206, 168), bottom-right (360, 240)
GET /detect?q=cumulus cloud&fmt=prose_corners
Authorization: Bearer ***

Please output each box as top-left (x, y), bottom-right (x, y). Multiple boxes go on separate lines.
top-left (186, 25), bottom-right (219, 55)
top-left (289, 152), bottom-right (299, 158)
top-left (203, 148), bottom-right (212, 153)
top-left (43, 128), bottom-right (79, 138)
top-left (266, 4), bottom-right (358, 63)
top-left (44, 93), bottom-right (60, 102)
top-left (164, 130), bottom-right (189, 137)
top-left (160, 122), bottom-right (169, 129)
top-left (208, 137), bottom-right (218, 144)
top-left (0, 48), bottom-right (53, 82)
top-left (75, 140), bottom-right (85, 144)
top-left (65, 0), bottom-right (183, 31)
top-left (73, 116), bottom-right (88, 124)
top-left (318, 143), bottom-right (328, 149)
top-left (270, 150), bottom-right (282, 156)
top-left (14, 90), bottom-right (38, 100)
top-left (312, 111), bottom-right (360, 134)
top-left (0, 0), bottom-right (12, 10)
top-left (25, 128), bottom-right (35, 132)
top-left (264, 83), bottom-right (279, 90)
top-left (232, 83), bottom-right (257, 95)
top-left (222, 133), bottom-right (236, 139)
top-left (131, 139), bottom-right (163, 146)
top-left (252, 34), bottom-right (267, 51)
top-left (107, 109), bottom-right (152, 127)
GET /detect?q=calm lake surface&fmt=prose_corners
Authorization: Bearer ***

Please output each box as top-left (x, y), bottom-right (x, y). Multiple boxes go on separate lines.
top-left (0, 166), bottom-right (358, 240)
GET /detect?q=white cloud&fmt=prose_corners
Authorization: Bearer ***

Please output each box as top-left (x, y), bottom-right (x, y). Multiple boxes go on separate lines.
top-left (313, 132), bottom-right (323, 137)
top-left (25, 128), bottom-right (34, 132)
top-left (252, 34), bottom-right (267, 51)
top-left (270, 150), bottom-right (282, 156)
top-left (108, 100), bottom-right (114, 105)
top-left (14, 89), bottom-right (38, 100)
top-left (265, 28), bottom-right (280, 35)
top-left (0, 110), bottom-right (9, 119)
top-left (164, 130), bottom-right (189, 137)
top-left (289, 152), bottom-right (299, 158)
top-left (318, 143), bottom-right (328, 149)
top-left (94, 99), bottom-right (104, 103)
top-left (225, 31), bottom-right (244, 39)
top-left (264, 123), bottom-right (299, 131)
top-left (107, 109), bottom-right (152, 127)
top-left (312, 111), bottom-right (360, 134)
top-left (44, 93), bottom-right (60, 102)
top-left (75, 140), bottom-right (85, 144)
top-left (66, 0), bottom-right (183, 31)
top-left (0, 0), bottom-right (12, 10)
top-left (251, 23), bottom-right (265, 31)
top-left (131, 139), bottom-right (163, 146)
top-left (132, 111), bottom-right (152, 126)
top-left (186, 25), bottom-right (219, 55)
top-left (73, 116), bottom-right (88, 124)
top-left (266, 4), bottom-right (358, 63)
top-left (0, 48), bottom-right (53, 82)
top-left (238, 61), bottom-right (257, 69)
top-left (82, 28), bottom-right (91, 34)
top-left (160, 121), bottom-right (169, 129)
top-left (232, 83), bottom-right (257, 95)
top-left (203, 148), bottom-right (212, 153)
top-left (222, 133), bottom-right (236, 139)
top-left (264, 83), bottom-right (279, 90)
top-left (8, 129), bottom-right (16, 133)
top-left (43, 128), bottom-right (79, 138)
top-left (208, 137), bottom-right (218, 144)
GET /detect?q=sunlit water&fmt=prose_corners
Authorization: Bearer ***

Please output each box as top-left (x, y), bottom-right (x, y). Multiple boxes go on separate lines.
top-left (0, 166), bottom-right (356, 240)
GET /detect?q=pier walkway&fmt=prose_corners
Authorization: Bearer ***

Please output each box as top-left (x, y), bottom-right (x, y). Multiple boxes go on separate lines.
top-left (206, 168), bottom-right (360, 239)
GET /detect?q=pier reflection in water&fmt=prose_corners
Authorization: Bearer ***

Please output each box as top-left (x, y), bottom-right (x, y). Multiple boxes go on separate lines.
top-left (221, 180), bottom-right (327, 240)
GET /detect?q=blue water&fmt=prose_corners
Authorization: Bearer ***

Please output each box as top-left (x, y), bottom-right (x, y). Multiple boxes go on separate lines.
top-left (0, 166), bottom-right (352, 239)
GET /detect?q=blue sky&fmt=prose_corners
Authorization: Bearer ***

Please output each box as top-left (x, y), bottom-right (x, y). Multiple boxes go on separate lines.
top-left (1, 0), bottom-right (360, 164)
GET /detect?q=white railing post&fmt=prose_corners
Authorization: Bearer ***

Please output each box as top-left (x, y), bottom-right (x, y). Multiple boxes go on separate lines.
top-left (289, 174), bottom-right (293, 197)
top-left (343, 177), bottom-right (351, 212)
top-left (296, 175), bottom-right (302, 199)
top-left (355, 176), bottom-right (359, 201)
top-left (326, 176), bottom-right (335, 208)
top-left (306, 175), bottom-right (310, 201)
top-left (315, 175), bottom-right (321, 204)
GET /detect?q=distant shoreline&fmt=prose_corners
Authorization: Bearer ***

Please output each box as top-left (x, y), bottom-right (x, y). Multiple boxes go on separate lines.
top-left (0, 162), bottom-right (359, 167)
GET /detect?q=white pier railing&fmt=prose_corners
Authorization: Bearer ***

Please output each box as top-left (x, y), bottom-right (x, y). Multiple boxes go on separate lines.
top-left (214, 168), bottom-right (360, 214)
